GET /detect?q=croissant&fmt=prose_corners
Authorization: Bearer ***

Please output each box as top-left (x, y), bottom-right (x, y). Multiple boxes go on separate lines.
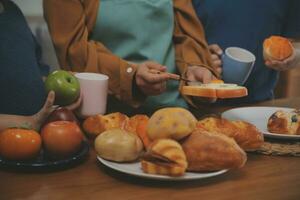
top-left (141, 139), bottom-right (187, 176)
top-left (181, 129), bottom-right (247, 172)
top-left (197, 117), bottom-right (264, 151)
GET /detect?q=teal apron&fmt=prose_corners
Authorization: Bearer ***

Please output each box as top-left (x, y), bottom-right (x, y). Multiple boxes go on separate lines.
top-left (91, 0), bottom-right (187, 114)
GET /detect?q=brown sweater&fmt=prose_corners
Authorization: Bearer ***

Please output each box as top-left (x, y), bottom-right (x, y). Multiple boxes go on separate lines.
top-left (44, 0), bottom-right (219, 107)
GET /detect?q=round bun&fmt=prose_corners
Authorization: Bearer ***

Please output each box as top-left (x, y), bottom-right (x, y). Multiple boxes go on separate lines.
top-left (94, 129), bottom-right (143, 162)
top-left (147, 107), bottom-right (197, 141)
top-left (263, 36), bottom-right (293, 61)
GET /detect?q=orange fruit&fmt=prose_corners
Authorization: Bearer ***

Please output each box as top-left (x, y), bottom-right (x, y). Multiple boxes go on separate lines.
top-left (263, 36), bottom-right (293, 61)
top-left (0, 128), bottom-right (42, 160)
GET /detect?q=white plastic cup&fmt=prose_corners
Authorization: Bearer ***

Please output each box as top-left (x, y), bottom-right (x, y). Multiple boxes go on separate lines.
top-left (75, 73), bottom-right (109, 118)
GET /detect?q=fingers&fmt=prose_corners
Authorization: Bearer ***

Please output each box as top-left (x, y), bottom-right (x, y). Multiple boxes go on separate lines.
top-left (144, 61), bottom-right (167, 72)
top-left (65, 93), bottom-right (82, 111)
top-left (209, 44), bottom-right (223, 56)
top-left (43, 91), bottom-right (55, 110)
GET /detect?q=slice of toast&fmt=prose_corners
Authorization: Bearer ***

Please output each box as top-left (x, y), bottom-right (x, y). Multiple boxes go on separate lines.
top-left (181, 83), bottom-right (248, 99)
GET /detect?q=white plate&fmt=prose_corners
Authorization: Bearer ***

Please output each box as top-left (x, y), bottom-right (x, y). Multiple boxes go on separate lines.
top-left (222, 106), bottom-right (300, 140)
top-left (97, 156), bottom-right (228, 181)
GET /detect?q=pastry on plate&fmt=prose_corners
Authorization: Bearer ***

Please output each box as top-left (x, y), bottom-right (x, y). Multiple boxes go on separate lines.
top-left (82, 112), bottom-right (129, 137)
top-left (147, 107), bottom-right (197, 141)
top-left (197, 117), bottom-right (264, 151)
top-left (267, 109), bottom-right (300, 135)
top-left (141, 139), bottom-right (187, 176)
top-left (181, 129), bottom-right (247, 172)
top-left (94, 129), bottom-right (143, 162)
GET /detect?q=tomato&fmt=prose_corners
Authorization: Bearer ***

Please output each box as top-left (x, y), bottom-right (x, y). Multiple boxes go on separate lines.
top-left (41, 121), bottom-right (84, 159)
top-left (0, 128), bottom-right (41, 160)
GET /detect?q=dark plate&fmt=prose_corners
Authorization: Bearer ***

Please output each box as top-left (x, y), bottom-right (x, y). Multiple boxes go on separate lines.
top-left (0, 140), bottom-right (90, 171)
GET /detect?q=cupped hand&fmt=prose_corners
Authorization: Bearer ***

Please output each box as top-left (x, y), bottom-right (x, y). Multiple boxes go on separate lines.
top-left (209, 44), bottom-right (223, 74)
top-left (32, 91), bottom-right (57, 130)
top-left (265, 48), bottom-right (300, 71)
top-left (135, 61), bottom-right (170, 96)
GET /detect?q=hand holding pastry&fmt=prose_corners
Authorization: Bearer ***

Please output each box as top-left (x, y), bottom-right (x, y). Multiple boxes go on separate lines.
top-left (263, 36), bottom-right (300, 71)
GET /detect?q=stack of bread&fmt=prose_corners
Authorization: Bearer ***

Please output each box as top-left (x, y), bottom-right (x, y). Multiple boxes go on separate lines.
top-left (83, 107), bottom-right (264, 177)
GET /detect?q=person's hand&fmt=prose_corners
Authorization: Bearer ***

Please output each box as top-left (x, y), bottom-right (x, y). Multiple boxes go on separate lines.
top-left (31, 91), bottom-right (57, 130)
top-left (186, 66), bottom-right (217, 103)
top-left (186, 66), bottom-right (217, 84)
top-left (135, 61), bottom-right (171, 96)
top-left (209, 44), bottom-right (223, 74)
top-left (265, 48), bottom-right (300, 71)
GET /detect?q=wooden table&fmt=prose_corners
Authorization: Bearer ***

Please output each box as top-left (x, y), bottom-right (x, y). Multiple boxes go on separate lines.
top-left (1, 98), bottom-right (300, 200)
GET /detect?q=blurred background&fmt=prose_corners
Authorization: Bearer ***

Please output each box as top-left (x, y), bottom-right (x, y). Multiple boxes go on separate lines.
top-left (13, 0), bottom-right (300, 98)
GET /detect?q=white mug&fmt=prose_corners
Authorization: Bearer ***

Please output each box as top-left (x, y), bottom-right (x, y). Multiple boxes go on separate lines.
top-left (75, 73), bottom-right (109, 118)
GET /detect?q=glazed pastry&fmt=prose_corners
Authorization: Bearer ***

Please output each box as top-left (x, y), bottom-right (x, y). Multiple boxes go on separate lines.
top-left (124, 115), bottom-right (152, 148)
top-left (197, 117), bottom-right (264, 150)
top-left (181, 129), bottom-right (247, 172)
top-left (94, 129), bottom-right (143, 162)
top-left (263, 35), bottom-right (293, 61)
top-left (147, 107), bottom-right (197, 141)
top-left (141, 139), bottom-right (187, 176)
top-left (83, 112), bottom-right (129, 137)
top-left (267, 109), bottom-right (300, 135)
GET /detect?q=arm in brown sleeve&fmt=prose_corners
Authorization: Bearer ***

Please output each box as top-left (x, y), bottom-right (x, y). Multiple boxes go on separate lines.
top-left (43, 0), bottom-right (140, 107)
top-left (173, 0), bottom-right (220, 107)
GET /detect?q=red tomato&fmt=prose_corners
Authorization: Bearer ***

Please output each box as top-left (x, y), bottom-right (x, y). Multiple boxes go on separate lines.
top-left (0, 128), bottom-right (41, 160)
top-left (41, 121), bottom-right (84, 159)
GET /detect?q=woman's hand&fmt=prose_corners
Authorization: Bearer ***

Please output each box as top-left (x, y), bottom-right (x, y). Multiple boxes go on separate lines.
top-left (265, 48), bottom-right (300, 71)
top-left (135, 61), bottom-right (170, 96)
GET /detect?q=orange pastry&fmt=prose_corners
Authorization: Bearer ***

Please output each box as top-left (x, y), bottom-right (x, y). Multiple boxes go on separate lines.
top-left (124, 115), bottom-right (152, 148)
top-left (82, 112), bottom-right (129, 138)
top-left (263, 35), bottom-right (293, 61)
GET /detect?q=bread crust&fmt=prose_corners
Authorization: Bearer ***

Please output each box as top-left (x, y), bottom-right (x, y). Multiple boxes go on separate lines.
top-left (181, 84), bottom-right (247, 98)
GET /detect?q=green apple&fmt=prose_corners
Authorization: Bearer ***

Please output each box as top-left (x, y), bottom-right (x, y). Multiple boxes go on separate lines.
top-left (45, 70), bottom-right (80, 106)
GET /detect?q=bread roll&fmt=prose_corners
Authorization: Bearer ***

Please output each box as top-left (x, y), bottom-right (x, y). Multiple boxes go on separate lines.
top-left (94, 129), bottom-right (143, 162)
top-left (197, 117), bottom-right (264, 150)
top-left (263, 36), bottom-right (293, 61)
top-left (181, 129), bottom-right (247, 172)
top-left (147, 107), bottom-right (196, 141)
top-left (267, 110), bottom-right (300, 135)
top-left (141, 139), bottom-right (187, 176)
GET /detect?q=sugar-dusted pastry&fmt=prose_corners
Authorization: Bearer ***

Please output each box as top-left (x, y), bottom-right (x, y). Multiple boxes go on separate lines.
top-left (82, 112), bottom-right (129, 137)
top-left (197, 117), bottom-right (264, 151)
top-left (263, 35), bottom-right (294, 61)
top-left (181, 129), bottom-right (247, 172)
top-left (267, 109), bottom-right (300, 135)
top-left (94, 129), bottom-right (143, 162)
top-left (141, 139), bottom-right (187, 176)
top-left (147, 107), bottom-right (197, 141)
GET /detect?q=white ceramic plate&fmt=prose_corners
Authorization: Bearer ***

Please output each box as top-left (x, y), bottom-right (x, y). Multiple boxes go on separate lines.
top-left (222, 106), bottom-right (300, 140)
top-left (97, 156), bottom-right (228, 181)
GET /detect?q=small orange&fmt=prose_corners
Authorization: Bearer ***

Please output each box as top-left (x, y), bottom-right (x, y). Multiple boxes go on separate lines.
top-left (0, 128), bottom-right (41, 160)
top-left (210, 79), bottom-right (224, 84)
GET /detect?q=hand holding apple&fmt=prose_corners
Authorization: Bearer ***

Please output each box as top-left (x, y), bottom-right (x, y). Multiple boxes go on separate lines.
top-left (45, 70), bottom-right (80, 106)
